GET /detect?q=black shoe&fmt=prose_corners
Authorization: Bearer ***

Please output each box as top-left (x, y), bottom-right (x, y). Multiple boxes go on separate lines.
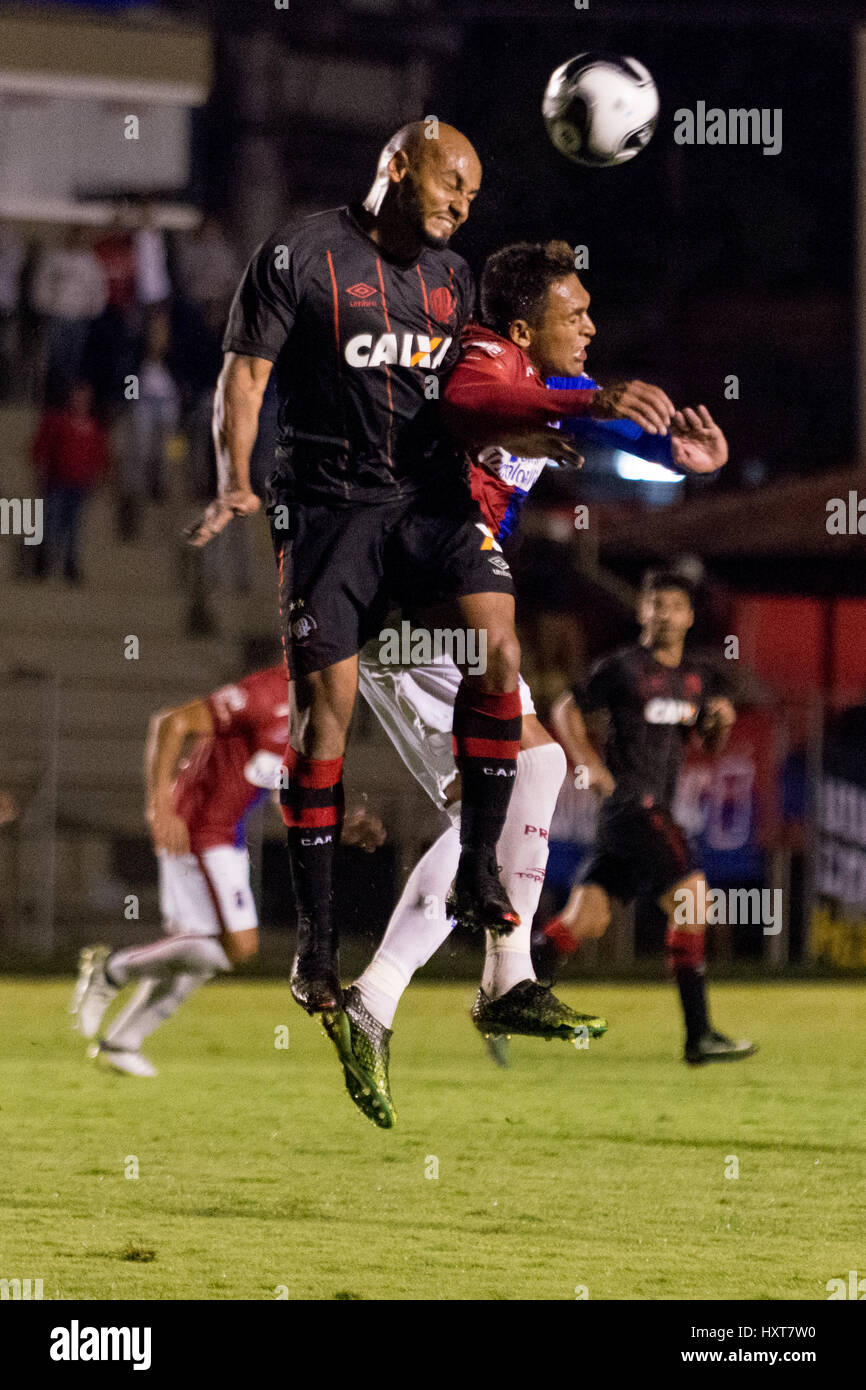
top-left (446, 851), bottom-right (520, 937)
top-left (684, 1029), bottom-right (757, 1066)
top-left (472, 980), bottom-right (607, 1042)
top-left (290, 929), bottom-right (341, 1015)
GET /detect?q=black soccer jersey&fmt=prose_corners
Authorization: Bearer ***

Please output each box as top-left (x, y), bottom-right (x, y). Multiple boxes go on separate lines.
top-left (573, 645), bottom-right (724, 810)
top-left (223, 205), bottom-right (475, 502)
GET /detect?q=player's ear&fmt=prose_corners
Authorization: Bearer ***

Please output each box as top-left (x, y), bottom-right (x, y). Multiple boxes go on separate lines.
top-left (508, 318), bottom-right (532, 350)
top-left (387, 148), bottom-right (410, 183)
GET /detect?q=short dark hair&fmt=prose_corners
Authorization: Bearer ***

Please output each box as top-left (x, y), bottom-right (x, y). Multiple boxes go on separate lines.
top-left (480, 240), bottom-right (577, 338)
top-left (643, 569), bottom-right (696, 607)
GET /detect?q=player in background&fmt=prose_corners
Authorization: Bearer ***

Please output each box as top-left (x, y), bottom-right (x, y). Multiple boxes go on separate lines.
top-left (324, 241), bottom-right (729, 1124)
top-left (70, 667), bottom-right (385, 1075)
top-left (186, 125), bottom-right (677, 1021)
top-left (546, 572), bottom-right (757, 1065)
top-left (70, 667), bottom-right (288, 1073)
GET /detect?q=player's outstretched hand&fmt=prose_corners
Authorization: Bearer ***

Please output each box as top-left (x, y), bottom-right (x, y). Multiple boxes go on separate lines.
top-left (594, 380), bottom-right (675, 435)
top-left (670, 406), bottom-right (728, 474)
top-left (184, 489), bottom-right (261, 547)
top-left (493, 426), bottom-right (584, 468)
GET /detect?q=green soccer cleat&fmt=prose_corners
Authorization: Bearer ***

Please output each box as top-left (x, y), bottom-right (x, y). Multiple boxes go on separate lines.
top-left (684, 1030), bottom-right (757, 1066)
top-left (472, 980), bottom-right (608, 1045)
top-left (321, 985), bottom-right (396, 1129)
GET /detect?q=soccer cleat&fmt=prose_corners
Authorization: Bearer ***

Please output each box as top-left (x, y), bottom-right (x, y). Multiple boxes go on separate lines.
top-left (684, 1030), bottom-right (757, 1066)
top-left (321, 985), bottom-right (396, 1129)
top-left (70, 946), bottom-right (118, 1039)
top-left (484, 1033), bottom-right (511, 1068)
top-left (290, 925), bottom-right (341, 1014)
top-left (89, 1041), bottom-right (157, 1077)
top-left (446, 851), bottom-right (520, 937)
top-left (472, 980), bottom-right (608, 1044)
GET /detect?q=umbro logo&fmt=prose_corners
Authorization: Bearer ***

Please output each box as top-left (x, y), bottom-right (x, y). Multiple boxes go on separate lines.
top-left (346, 282), bottom-right (377, 302)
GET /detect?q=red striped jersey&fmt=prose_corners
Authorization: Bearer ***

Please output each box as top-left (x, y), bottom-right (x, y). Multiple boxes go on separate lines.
top-left (173, 666), bottom-right (289, 852)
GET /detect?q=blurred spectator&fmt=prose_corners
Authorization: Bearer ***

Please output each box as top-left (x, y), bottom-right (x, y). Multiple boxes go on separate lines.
top-left (117, 307), bottom-right (180, 540)
top-left (32, 381), bottom-right (110, 584)
top-left (30, 227), bottom-right (107, 401)
top-left (175, 216), bottom-right (239, 328)
top-left (0, 224), bottom-right (24, 400)
top-left (133, 205), bottom-right (172, 309)
top-left (93, 211), bottom-right (137, 319)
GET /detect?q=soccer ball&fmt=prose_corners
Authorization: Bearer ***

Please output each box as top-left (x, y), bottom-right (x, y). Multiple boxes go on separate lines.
top-left (542, 52), bottom-right (659, 168)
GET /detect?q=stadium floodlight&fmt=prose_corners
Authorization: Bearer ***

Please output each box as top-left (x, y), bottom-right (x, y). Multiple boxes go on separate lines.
top-left (613, 450), bottom-right (685, 484)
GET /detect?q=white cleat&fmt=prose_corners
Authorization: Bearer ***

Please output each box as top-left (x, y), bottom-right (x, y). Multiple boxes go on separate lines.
top-left (89, 1042), bottom-right (157, 1078)
top-left (71, 946), bottom-right (118, 1039)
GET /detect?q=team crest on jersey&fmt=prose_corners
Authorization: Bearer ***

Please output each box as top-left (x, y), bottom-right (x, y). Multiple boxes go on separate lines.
top-left (429, 286), bottom-right (456, 323)
top-left (289, 600), bottom-right (317, 643)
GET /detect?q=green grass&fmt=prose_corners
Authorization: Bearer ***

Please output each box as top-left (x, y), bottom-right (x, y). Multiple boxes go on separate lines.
top-left (1, 977), bottom-right (864, 1300)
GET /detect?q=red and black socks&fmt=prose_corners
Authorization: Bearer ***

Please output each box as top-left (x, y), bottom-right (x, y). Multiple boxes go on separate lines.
top-left (452, 682), bottom-right (522, 857)
top-left (665, 924), bottom-right (709, 1047)
top-left (281, 747), bottom-right (344, 970)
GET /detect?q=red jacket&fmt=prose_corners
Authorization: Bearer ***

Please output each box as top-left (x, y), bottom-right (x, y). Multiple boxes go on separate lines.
top-left (442, 322), bottom-right (597, 450)
top-left (32, 410), bottom-right (110, 488)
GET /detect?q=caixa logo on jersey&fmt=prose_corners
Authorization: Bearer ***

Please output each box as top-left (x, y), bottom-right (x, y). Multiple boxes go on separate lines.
top-left (345, 332), bottom-right (452, 370)
top-left (644, 697), bottom-right (699, 726)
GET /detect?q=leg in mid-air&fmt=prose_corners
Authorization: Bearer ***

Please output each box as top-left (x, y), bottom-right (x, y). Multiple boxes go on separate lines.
top-left (326, 661), bottom-right (607, 1126)
top-left (442, 590), bottom-right (524, 936)
top-left (282, 653), bottom-right (358, 1016)
top-left (71, 847), bottom-right (258, 1075)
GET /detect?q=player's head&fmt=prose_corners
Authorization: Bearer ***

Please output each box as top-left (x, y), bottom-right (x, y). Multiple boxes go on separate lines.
top-left (480, 240), bottom-right (596, 377)
top-left (365, 122), bottom-right (481, 249)
top-left (639, 570), bottom-right (695, 649)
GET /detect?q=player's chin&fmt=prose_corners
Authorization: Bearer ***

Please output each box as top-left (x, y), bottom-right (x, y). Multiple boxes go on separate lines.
top-left (421, 227), bottom-right (451, 250)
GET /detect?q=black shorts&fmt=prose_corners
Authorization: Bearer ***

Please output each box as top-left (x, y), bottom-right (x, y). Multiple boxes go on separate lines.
top-left (267, 478), bottom-right (515, 676)
top-left (580, 801), bottom-right (700, 905)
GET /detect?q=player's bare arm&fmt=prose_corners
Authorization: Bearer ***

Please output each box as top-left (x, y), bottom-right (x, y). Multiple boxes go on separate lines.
top-left (550, 692), bottom-right (615, 797)
top-left (145, 699), bottom-right (214, 853)
top-left (669, 405), bottom-right (728, 474)
top-left (185, 352), bottom-right (271, 547)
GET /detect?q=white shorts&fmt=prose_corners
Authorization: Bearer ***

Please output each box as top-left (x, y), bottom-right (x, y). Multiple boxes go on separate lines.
top-left (357, 644), bottom-right (535, 810)
top-left (157, 846), bottom-right (258, 937)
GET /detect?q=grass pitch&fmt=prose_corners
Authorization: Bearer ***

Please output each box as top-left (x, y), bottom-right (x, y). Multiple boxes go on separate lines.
top-left (0, 977), bottom-right (863, 1301)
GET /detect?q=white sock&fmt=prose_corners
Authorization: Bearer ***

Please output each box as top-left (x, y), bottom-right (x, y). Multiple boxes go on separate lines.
top-left (107, 933), bottom-right (231, 986)
top-left (355, 823), bottom-right (460, 1029)
top-left (103, 971), bottom-right (211, 1051)
top-left (481, 742), bottom-right (567, 999)
top-left (355, 743), bottom-right (568, 1024)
